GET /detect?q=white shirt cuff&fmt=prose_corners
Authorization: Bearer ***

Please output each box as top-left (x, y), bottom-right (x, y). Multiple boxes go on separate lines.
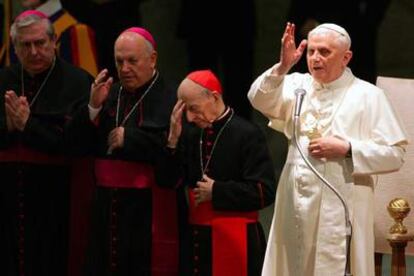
top-left (88, 104), bottom-right (102, 121)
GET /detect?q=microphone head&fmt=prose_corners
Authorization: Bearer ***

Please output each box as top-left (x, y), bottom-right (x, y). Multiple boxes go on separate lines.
top-left (293, 88), bottom-right (307, 117)
top-left (295, 88), bottom-right (306, 97)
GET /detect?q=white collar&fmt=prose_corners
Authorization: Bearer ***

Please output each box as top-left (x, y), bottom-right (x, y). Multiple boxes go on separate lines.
top-left (312, 67), bottom-right (354, 91)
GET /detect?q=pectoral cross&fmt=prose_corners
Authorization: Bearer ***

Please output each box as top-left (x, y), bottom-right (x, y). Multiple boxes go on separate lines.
top-left (307, 125), bottom-right (321, 140)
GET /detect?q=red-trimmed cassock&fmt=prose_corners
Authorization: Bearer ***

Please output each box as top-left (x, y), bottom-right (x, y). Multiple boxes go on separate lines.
top-left (0, 57), bottom-right (92, 276)
top-left (68, 72), bottom-right (182, 276)
top-left (156, 108), bottom-right (277, 276)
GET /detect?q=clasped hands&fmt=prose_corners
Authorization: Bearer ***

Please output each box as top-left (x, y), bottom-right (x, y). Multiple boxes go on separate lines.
top-left (4, 90), bottom-right (30, 132)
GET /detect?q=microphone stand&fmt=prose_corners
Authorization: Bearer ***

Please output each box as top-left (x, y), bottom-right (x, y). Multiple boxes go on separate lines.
top-left (292, 102), bottom-right (353, 276)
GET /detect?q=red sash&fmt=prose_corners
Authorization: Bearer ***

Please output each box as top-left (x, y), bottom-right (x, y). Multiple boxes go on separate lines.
top-left (188, 190), bottom-right (258, 276)
top-left (94, 159), bottom-right (179, 275)
top-left (0, 144), bottom-right (67, 164)
top-left (95, 159), bottom-right (154, 188)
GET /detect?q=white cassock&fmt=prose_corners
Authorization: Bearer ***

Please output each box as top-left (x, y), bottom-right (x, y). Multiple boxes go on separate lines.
top-left (248, 66), bottom-right (409, 276)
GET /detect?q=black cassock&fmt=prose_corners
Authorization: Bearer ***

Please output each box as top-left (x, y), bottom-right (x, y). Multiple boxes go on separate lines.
top-left (70, 73), bottom-right (183, 276)
top-left (156, 109), bottom-right (277, 276)
top-left (0, 58), bottom-right (92, 276)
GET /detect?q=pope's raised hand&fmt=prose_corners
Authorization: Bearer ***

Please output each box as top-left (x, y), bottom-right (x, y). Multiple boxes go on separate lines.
top-left (277, 22), bottom-right (307, 75)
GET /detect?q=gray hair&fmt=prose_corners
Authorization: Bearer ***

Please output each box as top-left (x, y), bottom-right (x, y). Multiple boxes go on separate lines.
top-left (308, 23), bottom-right (351, 50)
top-left (10, 14), bottom-right (55, 45)
top-left (140, 37), bottom-right (155, 56)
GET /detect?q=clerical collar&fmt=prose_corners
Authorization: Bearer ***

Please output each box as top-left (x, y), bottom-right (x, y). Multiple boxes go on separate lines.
top-left (210, 107), bottom-right (233, 129)
top-left (216, 106), bottom-right (230, 120)
top-left (199, 107), bottom-right (234, 176)
top-left (312, 67), bottom-right (354, 91)
top-left (115, 71), bottom-right (159, 129)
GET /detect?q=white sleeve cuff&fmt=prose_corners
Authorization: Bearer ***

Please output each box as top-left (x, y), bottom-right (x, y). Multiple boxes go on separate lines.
top-left (260, 63), bottom-right (285, 92)
top-left (88, 104), bottom-right (102, 121)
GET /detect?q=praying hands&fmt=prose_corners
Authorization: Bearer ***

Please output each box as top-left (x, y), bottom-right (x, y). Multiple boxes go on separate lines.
top-left (4, 90), bottom-right (30, 132)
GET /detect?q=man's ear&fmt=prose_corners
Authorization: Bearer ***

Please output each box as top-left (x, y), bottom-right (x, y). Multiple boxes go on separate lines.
top-left (150, 51), bottom-right (158, 70)
top-left (211, 90), bottom-right (221, 101)
top-left (51, 34), bottom-right (58, 50)
top-left (343, 50), bottom-right (353, 66)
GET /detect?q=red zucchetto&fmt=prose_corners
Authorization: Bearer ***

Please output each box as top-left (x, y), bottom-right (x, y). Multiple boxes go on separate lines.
top-left (123, 27), bottom-right (157, 49)
top-left (186, 70), bottom-right (223, 94)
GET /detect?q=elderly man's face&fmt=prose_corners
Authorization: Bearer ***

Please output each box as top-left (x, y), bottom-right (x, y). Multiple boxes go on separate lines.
top-left (306, 32), bottom-right (352, 83)
top-left (114, 32), bottom-right (157, 92)
top-left (14, 21), bottom-right (56, 75)
top-left (178, 79), bottom-right (218, 129)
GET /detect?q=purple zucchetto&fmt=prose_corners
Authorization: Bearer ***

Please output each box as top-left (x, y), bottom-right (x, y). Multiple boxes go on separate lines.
top-left (123, 27), bottom-right (157, 49)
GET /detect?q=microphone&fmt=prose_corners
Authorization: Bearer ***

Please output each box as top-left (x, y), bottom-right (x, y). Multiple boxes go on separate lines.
top-left (294, 88), bottom-right (306, 117)
top-left (291, 87), bottom-right (353, 276)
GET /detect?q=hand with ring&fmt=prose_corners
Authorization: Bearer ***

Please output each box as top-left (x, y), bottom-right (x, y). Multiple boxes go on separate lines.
top-left (194, 174), bottom-right (214, 206)
top-left (308, 136), bottom-right (350, 159)
top-left (90, 69), bottom-right (113, 109)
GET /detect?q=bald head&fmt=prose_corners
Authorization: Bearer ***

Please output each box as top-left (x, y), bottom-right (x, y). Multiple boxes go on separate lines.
top-left (114, 31), bottom-right (157, 91)
top-left (178, 78), bottom-right (207, 99)
top-left (115, 31), bottom-right (154, 56)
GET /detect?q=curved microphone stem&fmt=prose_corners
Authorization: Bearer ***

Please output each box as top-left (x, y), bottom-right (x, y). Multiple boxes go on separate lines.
top-left (293, 115), bottom-right (353, 276)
